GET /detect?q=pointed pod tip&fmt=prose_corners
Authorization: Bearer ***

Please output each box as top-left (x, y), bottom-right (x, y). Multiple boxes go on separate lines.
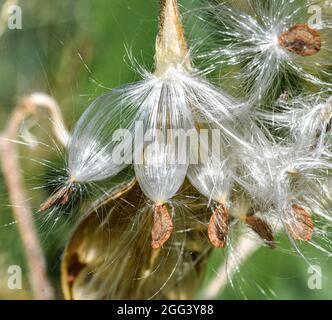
top-left (155, 0), bottom-right (191, 75)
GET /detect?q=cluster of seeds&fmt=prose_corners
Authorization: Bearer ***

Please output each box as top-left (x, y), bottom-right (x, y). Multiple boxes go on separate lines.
top-left (40, 0), bottom-right (332, 282)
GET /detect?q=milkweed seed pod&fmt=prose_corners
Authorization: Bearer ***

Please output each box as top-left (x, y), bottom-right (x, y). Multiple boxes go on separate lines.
top-left (61, 179), bottom-right (212, 300)
top-left (200, 0), bottom-right (332, 106)
top-left (31, 0), bottom-right (332, 301)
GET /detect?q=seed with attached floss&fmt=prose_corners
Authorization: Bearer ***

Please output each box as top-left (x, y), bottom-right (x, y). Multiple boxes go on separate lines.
top-left (245, 215), bottom-right (275, 248)
top-left (208, 203), bottom-right (229, 249)
top-left (285, 204), bottom-right (314, 241)
top-left (39, 183), bottom-right (74, 212)
top-left (278, 24), bottom-right (321, 57)
top-left (151, 204), bottom-right (174, 249)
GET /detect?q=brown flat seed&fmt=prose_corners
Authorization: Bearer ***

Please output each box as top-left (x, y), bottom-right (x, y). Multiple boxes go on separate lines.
top-left (151, 204), bottom-right (174, 249)
top-left (278, 23), bottom-right (321, 57)
top-left (286, 204), bottom-right (314, 241)
top-left (246, 216), bottom-right (275, 248)
top-left (39, 184), bottom-right (74, 212)
top-left (208, 203), bottom-right (229, 249)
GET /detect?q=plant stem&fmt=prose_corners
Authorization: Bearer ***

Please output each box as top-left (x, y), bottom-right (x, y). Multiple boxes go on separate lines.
top-left (0, 93), bottom-right (69, 299)
top-left (199, 236), bottom-right (260, 300)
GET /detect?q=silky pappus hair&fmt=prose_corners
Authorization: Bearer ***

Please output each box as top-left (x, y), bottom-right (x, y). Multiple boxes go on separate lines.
top-left (196, 0), bottom-right (332, 106)
top-left (33, 0), bottom-right (332, 300)
top-left (253, 92), bottom-right (332, 256)
top-left (40, 0), bottom-right (250, 249)
top-left (231, 115), bottom-right (332, 258)
top-left (259, 92), bottom-right (332, 152)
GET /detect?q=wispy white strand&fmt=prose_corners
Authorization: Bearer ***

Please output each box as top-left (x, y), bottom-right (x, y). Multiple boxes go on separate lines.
top-left (199, 0), bottom-right (332, 105)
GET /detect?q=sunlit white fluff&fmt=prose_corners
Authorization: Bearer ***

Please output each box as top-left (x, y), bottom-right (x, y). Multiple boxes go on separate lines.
top-left (237, 133), bottom-right (332, 241)
top-left (66, 0), bottom-right (249, 194)
top-left (67, 66), bottom-right (247, 198)
top-left (134, 72), bottom-right (194, 204)
top-left (68, 82), bottom-right (146, 183)
top-left (33, 0), bottom-right (332, 300)
top-left (131, 66), bottom-right (251, 205)
top-left (199, 0), bottom-right (332, 105)
top-left (187, 133), bottom-right (234, 204)
top-left (260, 93), bottom-right (332, 153)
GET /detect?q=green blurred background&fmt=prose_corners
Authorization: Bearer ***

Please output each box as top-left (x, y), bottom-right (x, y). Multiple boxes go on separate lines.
top-left (0, 0), bottom-right (331, 299)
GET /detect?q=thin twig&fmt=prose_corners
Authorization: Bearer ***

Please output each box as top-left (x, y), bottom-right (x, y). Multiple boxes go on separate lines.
top-left (0, 93), bottom-right (69, 300)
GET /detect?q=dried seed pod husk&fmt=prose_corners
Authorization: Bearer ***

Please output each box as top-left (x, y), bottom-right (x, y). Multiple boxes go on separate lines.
top-left (208, 203), bottom-right (229, 249)
top-left (61, 180), bottom-right (212, 300)
top-left (245, 216), bottom-right (275, 248)
top-left (286, 204), bottom-right (314, 241)
top-left (278, 24), bottom-right (321, 57)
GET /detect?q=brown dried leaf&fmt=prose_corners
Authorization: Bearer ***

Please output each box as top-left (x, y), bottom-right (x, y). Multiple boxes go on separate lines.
top-left (208, 203), bottom-right (229, 249)
top-left (278, 24), bottom-right (321, 57)
top-left (286, 204), bottom-right (314, 241)
top-left (151, 204), bottom-right (174, 249)
top-left (246, 216), bottom-right (275, 248)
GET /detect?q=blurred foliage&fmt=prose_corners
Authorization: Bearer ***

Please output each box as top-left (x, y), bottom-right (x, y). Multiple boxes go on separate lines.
top-left (0, 0), bottom-right (331, 299)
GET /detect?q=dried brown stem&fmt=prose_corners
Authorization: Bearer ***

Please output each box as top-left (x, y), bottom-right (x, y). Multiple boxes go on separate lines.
top-left (0, 93), bottom-right (69, 299)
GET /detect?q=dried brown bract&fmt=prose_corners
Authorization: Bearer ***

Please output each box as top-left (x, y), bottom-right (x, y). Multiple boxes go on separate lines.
top-left (151, 204), bottom-right (174, 249)
top-left (278, 24), bottom-right (321, 57)
top-left (39, 184), bottom-right (74, 212)
top-left (245, 216), bottom-right (275, 248)
top-left (286, 204), bottom-right (314, 241)
top-left (208, 203), bottom-right (229, 249)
